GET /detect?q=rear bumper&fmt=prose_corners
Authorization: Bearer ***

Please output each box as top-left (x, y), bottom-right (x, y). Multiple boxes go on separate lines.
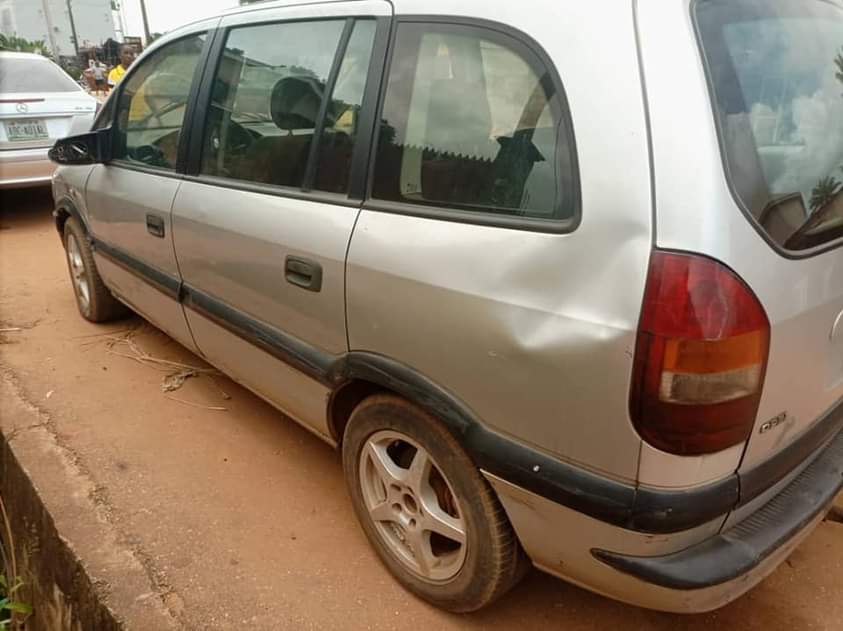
top-left (485, 423), bottom-right (843, 613)
top-left (0, 147), bottom-right (54, 188)
top-left (473, 390), bottom-right (843, 536)
top-left (593, 423), bottom-right (843, 591)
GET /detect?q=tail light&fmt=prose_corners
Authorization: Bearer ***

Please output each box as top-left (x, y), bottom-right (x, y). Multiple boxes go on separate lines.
top-left (630, 250), bottom-right (770, 455)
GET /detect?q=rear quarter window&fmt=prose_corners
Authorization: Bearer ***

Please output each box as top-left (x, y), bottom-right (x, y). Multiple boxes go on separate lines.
top-left (696, 0), bottom-right (843, 252)
top-left (371, 21), bottom-right (578, 227)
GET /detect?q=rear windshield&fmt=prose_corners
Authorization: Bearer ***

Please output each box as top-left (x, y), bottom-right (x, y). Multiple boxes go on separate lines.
top-left (0, 57), bottom-right (80, 93)
top-left (696, 0), bottom-right (843, 252)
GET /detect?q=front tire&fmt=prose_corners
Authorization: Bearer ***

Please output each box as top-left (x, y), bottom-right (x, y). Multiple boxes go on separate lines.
top-left (63, 217), bottom-right (128, 322)
top-left (342, 394), bottom-right (525, 612)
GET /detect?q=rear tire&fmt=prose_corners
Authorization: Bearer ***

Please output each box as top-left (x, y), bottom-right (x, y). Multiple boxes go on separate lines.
top-left (342, 394), bottom-right (526, 612)
top-left (63, 217), bottom-right (128, 323)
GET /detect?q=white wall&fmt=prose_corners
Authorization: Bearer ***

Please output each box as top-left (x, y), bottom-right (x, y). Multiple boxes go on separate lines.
top-left (0, 0), bottom-right (116, 57)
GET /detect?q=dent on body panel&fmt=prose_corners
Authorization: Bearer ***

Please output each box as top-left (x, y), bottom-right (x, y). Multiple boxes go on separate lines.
top-left (347, 0), bottom-right (652, 480)
top-left (347, 212), bottom-right (649, 481)
top-left (486, 244), bottom-right (646, 477)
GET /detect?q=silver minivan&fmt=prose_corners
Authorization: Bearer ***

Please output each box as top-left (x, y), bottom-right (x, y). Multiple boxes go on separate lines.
top-left (49, 0), bottom-right (843, 614)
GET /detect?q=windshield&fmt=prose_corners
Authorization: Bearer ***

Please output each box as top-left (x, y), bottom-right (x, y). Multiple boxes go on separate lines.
top-left (0, 57), bottom-right (80, 93)
top-left (696, 0), bottom-right (843, 251)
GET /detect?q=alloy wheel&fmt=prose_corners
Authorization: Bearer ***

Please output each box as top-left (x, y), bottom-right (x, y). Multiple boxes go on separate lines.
top-left (359, 430), bottom-right (467, 582)
top-left (66, 232), bottom-right (91, 315)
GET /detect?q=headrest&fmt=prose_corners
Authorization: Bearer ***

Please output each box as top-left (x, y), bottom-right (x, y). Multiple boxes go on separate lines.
top-left (270, 75), bottom-right (331, 131)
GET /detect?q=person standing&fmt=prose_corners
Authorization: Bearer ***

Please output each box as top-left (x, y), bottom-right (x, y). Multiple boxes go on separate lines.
top-left (92, 60), bottom-right (107, 95)
top-left (82, 61), bottom-right (97, 93)
top-left (107, 45), bottom-right (137, 88)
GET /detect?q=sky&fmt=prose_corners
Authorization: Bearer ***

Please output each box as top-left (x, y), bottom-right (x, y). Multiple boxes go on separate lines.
top-left (121, 0), bottom-right (239, 38)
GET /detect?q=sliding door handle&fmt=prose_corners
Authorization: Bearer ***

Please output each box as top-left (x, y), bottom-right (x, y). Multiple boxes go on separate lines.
top-left (285, 256), bottom-right (322, 292)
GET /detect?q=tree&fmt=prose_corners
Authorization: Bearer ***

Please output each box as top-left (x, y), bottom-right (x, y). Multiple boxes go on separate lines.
top-left (809, 175), bottom-right (842, 212)
top-left (0, 34), bottom-right (49, 55)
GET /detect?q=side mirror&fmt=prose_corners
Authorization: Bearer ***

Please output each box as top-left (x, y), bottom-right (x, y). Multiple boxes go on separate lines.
top-left (49, 128), bottom-right (113, 165)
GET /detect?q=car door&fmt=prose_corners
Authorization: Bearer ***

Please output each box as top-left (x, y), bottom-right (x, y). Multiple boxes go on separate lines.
top-left (171, 2), bottom-right (389, 438)
top-left (85, 26), bottom-right (215, 350)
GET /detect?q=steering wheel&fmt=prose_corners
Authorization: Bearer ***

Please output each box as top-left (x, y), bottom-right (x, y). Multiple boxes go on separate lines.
top-left (130, 144), bottom-right (167, 167)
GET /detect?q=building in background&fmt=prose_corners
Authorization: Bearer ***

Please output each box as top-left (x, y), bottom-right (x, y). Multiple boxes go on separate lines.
top-left (0, 0), bottom-right (120, 58)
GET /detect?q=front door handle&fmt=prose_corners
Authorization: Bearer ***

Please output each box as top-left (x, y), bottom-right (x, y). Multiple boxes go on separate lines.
top-left (146, 214), bottom-right (165, 238)
top-left (285, 256), bottom-right (322, 292)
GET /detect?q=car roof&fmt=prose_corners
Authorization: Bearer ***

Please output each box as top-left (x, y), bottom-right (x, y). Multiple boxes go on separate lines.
top-left (150, 0), bottom-right (539, 59)
top-left (0, 51), bottom-right (52, 61)
top-left (145, 0), bottom-right (377, 56)
top-left (221, 0), bottom-right (361, 16)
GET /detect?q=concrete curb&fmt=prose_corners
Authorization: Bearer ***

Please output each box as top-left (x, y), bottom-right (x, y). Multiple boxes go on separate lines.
top-left (1, 433), bottom-right (121, 631)
top-left (0, 371), bottom-right (179, 631)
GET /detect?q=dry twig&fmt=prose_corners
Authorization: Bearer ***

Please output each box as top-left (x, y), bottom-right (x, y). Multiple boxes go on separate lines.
top-left (163, 395), bottom-right (227, 411)
top-left (71, 327), bottom-right (137, 340)
top-left (91, 329), bottom-right (230, 406)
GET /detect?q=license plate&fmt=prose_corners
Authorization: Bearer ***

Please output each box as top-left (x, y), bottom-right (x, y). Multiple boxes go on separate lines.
top-left (5, 119), bottom-right (49, 142)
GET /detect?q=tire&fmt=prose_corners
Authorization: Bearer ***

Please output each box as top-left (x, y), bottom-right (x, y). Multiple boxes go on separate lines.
top-left (342, 394), bottom-right (526, 612)
top-left (63, 217), bottom-right (128, 323)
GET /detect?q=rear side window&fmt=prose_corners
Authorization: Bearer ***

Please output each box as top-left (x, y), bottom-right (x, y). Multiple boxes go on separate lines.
top-left (371, 23), bottom-right (577, 222)
top-left (200, 19), bottom-right (375, 193)
top-left (312, 20), bottom-right (376, 194)
top-left (697, 0), bottom-right (843, 252)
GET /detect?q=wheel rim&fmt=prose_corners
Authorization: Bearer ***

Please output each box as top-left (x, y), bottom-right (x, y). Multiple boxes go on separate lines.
top-left (359, 430), bottom-right (467, 582)
top-left (66, 233), bottom-right (90, 314)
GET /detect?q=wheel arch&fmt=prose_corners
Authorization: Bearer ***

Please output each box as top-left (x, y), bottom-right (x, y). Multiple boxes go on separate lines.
top-left (53, 197), bottom-right (88, 240)
top-left (326, 353), bottom-right (478, 449)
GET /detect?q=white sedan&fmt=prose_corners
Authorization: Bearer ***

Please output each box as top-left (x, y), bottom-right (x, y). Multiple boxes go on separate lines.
top-left (0, 52), bottom-right (97, 188)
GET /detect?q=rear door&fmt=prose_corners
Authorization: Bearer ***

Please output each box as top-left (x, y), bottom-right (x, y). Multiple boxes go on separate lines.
top-left (170, 2), bottom-right (389, 436)
top-left (85, 28), bottom-right (214, 350)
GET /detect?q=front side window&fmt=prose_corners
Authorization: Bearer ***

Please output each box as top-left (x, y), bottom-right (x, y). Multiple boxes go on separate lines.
top-left (114, 34), bottom-right (206, 170)
top-left (371, 23), bottom-right (576, 221)
top-left (697, 0), bottom-right (843, 251)
top-left (200, 19), bottom-right (361, 189)
top-left (92, 94), bottom-right (116, 131)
